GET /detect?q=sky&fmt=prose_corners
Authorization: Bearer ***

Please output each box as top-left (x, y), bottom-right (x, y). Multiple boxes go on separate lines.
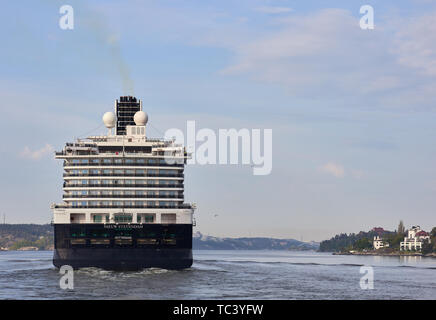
top-left (1, 0), bottom-right (436, 241)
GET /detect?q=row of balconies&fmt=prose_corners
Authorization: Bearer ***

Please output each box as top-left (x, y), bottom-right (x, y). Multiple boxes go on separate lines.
top-left (63, 173), bottom-right (184, 178)
top-left (63, 183), bottom-right (184, 188)
top-left (54, 203), bottom-right (192, 209)
top-left (63, 194), bottom-right (184, 199)
top-left (63, 161), bottom-right (184, 167)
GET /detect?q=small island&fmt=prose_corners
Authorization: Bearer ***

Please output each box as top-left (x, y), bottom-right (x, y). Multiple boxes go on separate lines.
top-left (319, 221), bottom-right (436, 258)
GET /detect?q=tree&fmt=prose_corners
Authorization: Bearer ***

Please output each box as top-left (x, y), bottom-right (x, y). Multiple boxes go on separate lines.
top-left (397, 220), bottom-right (405, 235)
top-left (422, 242), bottom-right (433, 254)
top-left (354, 238), bottom-right (372, 251)
top-left (430, 227), bottom-right (436, 238)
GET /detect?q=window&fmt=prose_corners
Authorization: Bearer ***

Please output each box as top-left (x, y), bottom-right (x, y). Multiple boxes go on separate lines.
top-left (144, 214), bottom-right (154, 223)
top-left (137, 214), bottom-right (154, 223)
top-left (114, 215), bottom-right (132, 223)
top-left (93, 215), bottom-right (102, 223)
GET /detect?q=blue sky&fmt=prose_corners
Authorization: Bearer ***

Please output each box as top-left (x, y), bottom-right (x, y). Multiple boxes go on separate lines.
top-left (1, 0), bottom-right (436, 241)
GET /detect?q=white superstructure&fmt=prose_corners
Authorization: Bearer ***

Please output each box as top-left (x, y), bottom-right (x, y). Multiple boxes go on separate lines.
top-left (51, 98), bottom-right (195, 227)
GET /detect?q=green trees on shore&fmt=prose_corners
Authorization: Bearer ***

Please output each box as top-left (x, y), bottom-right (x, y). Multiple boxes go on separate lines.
top-left (0, 224), bottom-right (53, 250)
top-left (422, 227), bottom-right (436, 254)
top-left (319, 222), bottom-right (435, 253)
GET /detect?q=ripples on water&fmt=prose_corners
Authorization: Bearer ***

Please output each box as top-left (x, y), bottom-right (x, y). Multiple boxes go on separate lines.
top-left (0, 250), bottom-right (435, 299)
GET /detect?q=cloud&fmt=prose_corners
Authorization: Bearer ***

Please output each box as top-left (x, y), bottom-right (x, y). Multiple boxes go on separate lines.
top-left (319, 162), bottom-right (345, 178)
top-left (20, 144), bottom-right (54, 160)
top-left (217, 8), bottom-right (436, 110)
top-left (393, 13), bottom-right (436, 76)
top-left (254, 6), bottom-right (293, 14)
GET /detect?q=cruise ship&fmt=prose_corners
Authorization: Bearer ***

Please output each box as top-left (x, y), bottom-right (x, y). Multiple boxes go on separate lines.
top-left (51, 96), bottom-right (196, 270)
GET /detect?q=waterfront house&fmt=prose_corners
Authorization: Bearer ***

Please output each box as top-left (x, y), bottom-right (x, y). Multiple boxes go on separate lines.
top-left (400, 226), bottom-right (431, 251)
top-left (373, 236), bottom-right (390, 250)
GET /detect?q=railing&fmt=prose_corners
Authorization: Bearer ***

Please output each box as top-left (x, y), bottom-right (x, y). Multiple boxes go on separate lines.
top-left (63, 173), bottom-right (184, 178)
top-left (64, 162), bottom-right (185, 167)
top-left (56, 152), bottom-right (98, 156)
top-left (54, 204), bottom-right (192, 209)
top-left (63, 194), bottom-right (183, 199)
top-left (63, 183), bottom-right (184, 188)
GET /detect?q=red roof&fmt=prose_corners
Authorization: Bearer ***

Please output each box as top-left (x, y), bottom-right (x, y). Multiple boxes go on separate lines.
top-left (372, 227), bottom-right (384, 234)
top-left (416, 231), bottom-right (429, 237)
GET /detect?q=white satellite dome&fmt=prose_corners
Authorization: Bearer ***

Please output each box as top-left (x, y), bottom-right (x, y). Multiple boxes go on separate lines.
top-left (134, 111), bottom-right (148, 126)
top-left (102, 112), bottom-right (116, 128)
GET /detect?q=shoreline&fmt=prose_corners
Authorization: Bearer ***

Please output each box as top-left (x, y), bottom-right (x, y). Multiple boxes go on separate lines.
top-left (332, 251), bottom-right (436, 258)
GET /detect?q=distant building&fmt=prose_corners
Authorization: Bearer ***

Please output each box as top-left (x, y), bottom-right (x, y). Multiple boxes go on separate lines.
top-left (400, 226), bottom-right (431, 251)
top-left (373, 236), bottom-right (390, 250)
top-left (372, 227), bottom-right (385, 235)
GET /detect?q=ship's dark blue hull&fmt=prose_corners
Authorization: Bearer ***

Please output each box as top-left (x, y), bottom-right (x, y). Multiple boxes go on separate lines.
top-left (53, 223), bottom-right (193, 270)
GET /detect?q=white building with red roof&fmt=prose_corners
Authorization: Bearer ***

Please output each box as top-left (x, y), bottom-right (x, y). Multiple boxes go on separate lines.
top-left (400, 226), bottom-right (431, 251)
